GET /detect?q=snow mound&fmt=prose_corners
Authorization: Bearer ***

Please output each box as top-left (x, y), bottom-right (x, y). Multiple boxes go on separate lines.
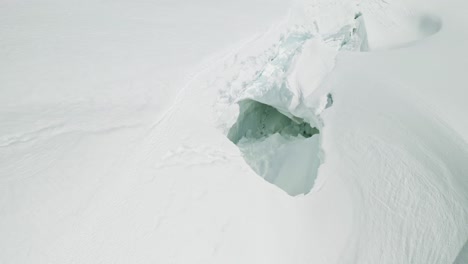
top-left (360, 0), bottom-right (442, 50)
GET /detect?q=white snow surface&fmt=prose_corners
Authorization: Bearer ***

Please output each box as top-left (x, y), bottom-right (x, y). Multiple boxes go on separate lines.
top-left (1, 0), bottom-right (468, 263)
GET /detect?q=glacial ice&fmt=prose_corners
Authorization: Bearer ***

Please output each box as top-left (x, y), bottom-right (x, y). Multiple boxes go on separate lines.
top-left (228, 100), bottom-right (318, 144)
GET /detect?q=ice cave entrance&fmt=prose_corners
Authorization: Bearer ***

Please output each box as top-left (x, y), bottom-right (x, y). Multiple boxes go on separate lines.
top-left (228, 100), bottom-right (321, 196)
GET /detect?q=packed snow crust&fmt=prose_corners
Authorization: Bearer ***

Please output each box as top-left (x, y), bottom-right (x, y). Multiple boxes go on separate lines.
top-left (1, 0), bottom-right (468, 263)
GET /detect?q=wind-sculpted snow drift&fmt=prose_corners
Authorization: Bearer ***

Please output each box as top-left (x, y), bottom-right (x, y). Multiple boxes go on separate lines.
top-left (359, 1), bottom-right (442, 50)
top-left (225, 13), bottom-right (368, 195)
top-left (2, 0), bottom-right (468, 263)
top-left (218, 2), bottom-right (468, 261)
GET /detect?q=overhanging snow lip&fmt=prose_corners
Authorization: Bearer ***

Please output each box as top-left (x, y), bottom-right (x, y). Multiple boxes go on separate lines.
top-left (227, 99), bottom-right (319, 144)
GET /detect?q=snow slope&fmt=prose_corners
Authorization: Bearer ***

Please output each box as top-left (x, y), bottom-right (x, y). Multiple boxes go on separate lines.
top-left (1, 0), bottom-right (468, 263)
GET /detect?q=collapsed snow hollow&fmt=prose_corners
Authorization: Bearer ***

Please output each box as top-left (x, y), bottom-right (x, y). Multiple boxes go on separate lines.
top-left (222, 10), bottom-right (367, 196)
top-left (228, 100), bottom-right (321, 196)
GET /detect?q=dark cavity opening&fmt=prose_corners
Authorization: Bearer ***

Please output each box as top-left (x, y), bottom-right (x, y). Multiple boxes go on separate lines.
top-left (228, 100), bottom-right (318, 144)
top-left (227, 100), bottom-right (321, 196)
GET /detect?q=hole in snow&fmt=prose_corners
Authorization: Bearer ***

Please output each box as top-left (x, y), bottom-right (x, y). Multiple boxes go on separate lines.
top-left (228, 100), bottom-right (321, 196)
top-left (418, 14), bottom-right (442, 36)
top-left (325, 93), bottom-right (334, 109)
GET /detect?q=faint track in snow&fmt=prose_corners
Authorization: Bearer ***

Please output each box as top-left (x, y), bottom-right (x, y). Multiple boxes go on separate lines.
top-left (0, 124), bottom-right (64, 148)
top-left (154, 145), bottom-right (238, 169)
